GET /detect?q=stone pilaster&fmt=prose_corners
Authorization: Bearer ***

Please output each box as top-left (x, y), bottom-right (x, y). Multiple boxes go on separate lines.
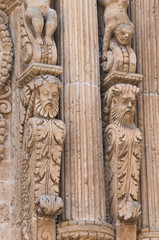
top-left (55, 0), bottom-right (114, 239)
top-left (130, 0), bottom-right (159, 239)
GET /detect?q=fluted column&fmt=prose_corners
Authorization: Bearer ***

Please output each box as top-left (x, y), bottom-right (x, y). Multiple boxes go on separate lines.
top-left (55, 0), bottom-right (114, 239)
top-left (130, 1), bottom-right (159, 239)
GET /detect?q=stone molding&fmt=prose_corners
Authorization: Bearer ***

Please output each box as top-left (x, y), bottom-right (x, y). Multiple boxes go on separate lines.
top-left (0, 10), bottom-right (13, 160)
top-left (57, 220), bottom-right (114, 240)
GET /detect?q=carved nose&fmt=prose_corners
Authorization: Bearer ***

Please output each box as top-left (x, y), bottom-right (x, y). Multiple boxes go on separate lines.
top-left (48, 93), bottom-right (53, 100)
top-left (127, 102), bottom-right (132, 108)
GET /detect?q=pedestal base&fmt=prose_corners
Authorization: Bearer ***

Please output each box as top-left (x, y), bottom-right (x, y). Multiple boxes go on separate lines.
top-left (138, 228), bottom-right (159, 240)
top-left (57, 220), bottom-right (114, 240)
top-left (116, 222), bottom-right (137, 240)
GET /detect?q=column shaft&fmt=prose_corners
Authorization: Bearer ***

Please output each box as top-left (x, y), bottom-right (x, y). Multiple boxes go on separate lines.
top-left (56, 0), bottom-right (106, 222)
top-left (131, 0), bottom-right (159, 239)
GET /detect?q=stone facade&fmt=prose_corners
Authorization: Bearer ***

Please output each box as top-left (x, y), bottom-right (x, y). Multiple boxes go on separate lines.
top-left (0, 1), bottom-right (159, 240)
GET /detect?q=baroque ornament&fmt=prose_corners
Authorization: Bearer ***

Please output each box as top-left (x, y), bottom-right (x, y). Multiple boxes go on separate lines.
top-left (98, 0), bottom-right (137, 74)
top-left (0, 10), bottom-right (13, 160)
top-left (104, 84), bottom-right (142, 239)
top-left (21, 75), bottom-right (66, 240)
top-left (20, 0), bottom-right (58, 66)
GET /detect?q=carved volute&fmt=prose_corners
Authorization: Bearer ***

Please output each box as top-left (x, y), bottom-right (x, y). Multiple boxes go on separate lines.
top-left (16, 1), bottom-right (66, 240)
top-left (0, 10), bottom-right (13, 160)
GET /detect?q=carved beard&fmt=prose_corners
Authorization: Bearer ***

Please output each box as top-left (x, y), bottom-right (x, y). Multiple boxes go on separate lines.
top-left (35, 97), bottom-right (59, 119)
top-left (111, 101), bottom-right (135, 127)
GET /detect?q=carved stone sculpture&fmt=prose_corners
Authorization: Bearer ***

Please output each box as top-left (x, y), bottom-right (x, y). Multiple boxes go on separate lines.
top-left (24, 0), bottom-right (57, 45)
top-left (103, 84), bottom-right (141, 239)
top-left (98, 0), bottom-right (137, 74)
top-left (17, 0), bottom-right (61, 72)
top-left (21, 75), bottom-right (66, 240)
top-left (0, 11), bottom-right (13, 160)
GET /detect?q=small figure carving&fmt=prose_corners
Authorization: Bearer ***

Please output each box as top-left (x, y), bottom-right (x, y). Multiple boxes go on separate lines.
top-left (21, 75), bottom-right (66, 239)
top-left (104, 84), bottom-right (141, 226)
top-left (98, 0), bottom-right (134, 59)
top-left (24, 0), bottom-right (57, 45)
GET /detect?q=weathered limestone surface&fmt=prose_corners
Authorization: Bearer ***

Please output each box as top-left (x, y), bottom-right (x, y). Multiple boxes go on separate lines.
top-left (6, 0), bottom-right (65, 239)
top-left (0, 1), bottom-right (159, 240)
top-left (55, 0), bottom-right (114, 239)
top-left (130, 0), bottom-right (159, 239)
top-left (98, 0), bottom-right (143, 239)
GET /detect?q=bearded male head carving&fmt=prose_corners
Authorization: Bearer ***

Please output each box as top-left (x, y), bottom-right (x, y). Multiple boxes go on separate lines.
top-left (21, 75), bottom-right (62, 121)
top-left (104, 84), bottom-right (140, 127)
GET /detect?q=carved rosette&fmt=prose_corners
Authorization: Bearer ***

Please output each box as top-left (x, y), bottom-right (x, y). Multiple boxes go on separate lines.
top-left (0, 10), bottom-right (13, 160)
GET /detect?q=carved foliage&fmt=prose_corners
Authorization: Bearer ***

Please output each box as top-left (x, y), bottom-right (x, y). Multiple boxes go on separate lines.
top-left (21, 75), bottom-right (66, 239)
top-left (0, 12), bottom-right (13, 160)
top-left (104, 84), bottom-right (141, 223)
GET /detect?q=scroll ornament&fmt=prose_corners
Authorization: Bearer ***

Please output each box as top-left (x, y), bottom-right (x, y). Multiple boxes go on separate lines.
top-left (104, 84), bottom-right (142, 224)
top-left (20, 0), bottom-right (58, 66)
top-left (98, 0), bottom-right (136, 74)
top-left (0, 10), bottom-right (13, 160)
top-left (21, 75), bottom-right (66, 240)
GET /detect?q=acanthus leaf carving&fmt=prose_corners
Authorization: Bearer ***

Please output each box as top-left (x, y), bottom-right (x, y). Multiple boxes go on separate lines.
top-left (0, 11), bottom-right (13, 160)
top-left (21, 75), bottom-right (66, 240)
top-left (103, 84), bottom-right (142, 238)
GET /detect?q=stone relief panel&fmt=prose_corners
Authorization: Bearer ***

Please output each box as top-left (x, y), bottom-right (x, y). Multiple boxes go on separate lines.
top-left (0, 8), bottom-right (13, 160)
top-left (20, 75), bottom-right (66, 240)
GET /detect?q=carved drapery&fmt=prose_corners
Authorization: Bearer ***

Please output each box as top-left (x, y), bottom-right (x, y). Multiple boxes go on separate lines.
top-left (98, 0), bottom-right (143, 239)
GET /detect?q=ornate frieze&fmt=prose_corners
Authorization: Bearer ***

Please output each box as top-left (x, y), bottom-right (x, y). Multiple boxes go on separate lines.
top-left (0, 9), bottom-right (13, 160)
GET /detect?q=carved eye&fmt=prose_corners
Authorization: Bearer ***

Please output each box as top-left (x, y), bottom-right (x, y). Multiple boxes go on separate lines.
top-left (43, 91), bottom-right (48, 95)
top-left (52, 92), bottom-right (57, 97)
